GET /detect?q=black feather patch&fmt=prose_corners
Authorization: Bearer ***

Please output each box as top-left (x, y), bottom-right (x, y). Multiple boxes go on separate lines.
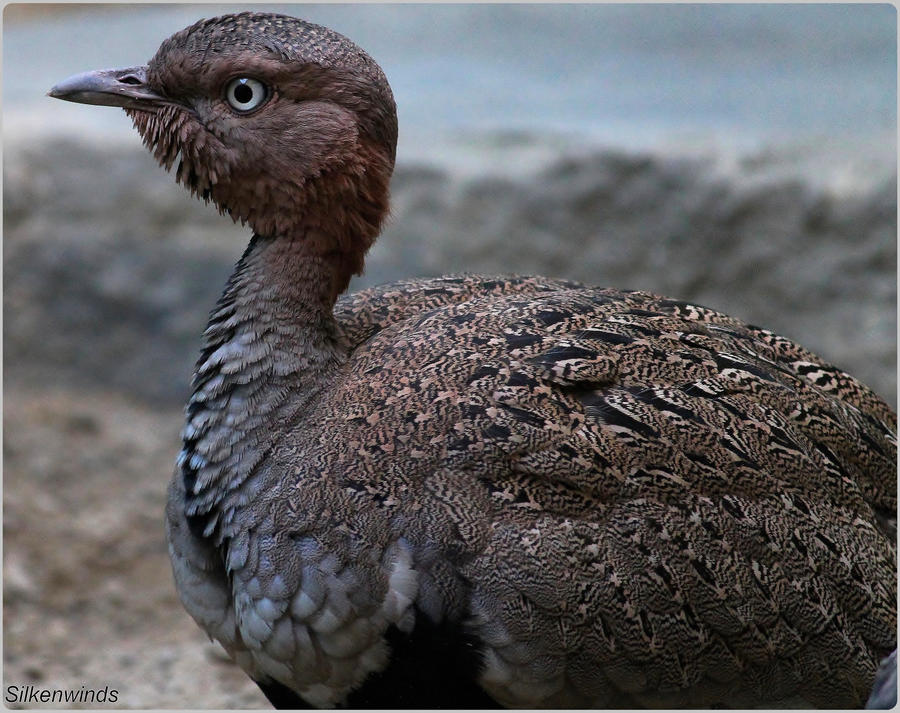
top-left (255, 612), bottom-right (500, 709)
top-left (345, 614), bottom-right (500, 709)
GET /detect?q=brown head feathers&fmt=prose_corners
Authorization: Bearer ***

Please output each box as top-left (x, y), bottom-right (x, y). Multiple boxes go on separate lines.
top-left (126, 12), bottom-right (397, 296)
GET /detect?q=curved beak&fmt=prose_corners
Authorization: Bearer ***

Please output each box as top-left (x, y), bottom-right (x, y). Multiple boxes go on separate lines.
top-left (48, 66), bottom-right (165, 109)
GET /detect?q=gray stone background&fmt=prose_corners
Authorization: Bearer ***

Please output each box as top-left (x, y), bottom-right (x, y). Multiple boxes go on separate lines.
top-left (3, 4), bottom-right (896, 707)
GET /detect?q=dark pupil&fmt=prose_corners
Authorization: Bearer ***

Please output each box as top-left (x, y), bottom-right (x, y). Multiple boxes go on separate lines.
top-left (233, 82), bottom-right (254, 104)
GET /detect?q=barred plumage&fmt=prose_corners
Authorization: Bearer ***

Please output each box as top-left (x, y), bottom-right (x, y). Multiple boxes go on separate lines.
top-left (50, 12), bottom-right (896, 708)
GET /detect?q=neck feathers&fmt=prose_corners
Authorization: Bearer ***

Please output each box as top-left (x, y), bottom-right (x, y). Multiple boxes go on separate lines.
top-left (178, 235), bottom-right (345, 539)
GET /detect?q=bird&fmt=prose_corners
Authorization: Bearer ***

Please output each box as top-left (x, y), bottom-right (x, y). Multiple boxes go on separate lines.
top-left (49, 11), bottom-right (896, 709)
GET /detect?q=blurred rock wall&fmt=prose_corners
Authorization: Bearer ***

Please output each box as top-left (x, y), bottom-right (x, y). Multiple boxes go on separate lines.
top-left (5, 136), bottom-right (896, 406)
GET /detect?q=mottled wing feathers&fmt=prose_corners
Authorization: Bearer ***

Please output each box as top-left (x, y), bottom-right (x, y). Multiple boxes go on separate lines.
top-left (334, 274), bottom-right (582, 346)
top-left (327, 274), bottom-right (896, 707)
top-left (335, 274), bottom-right (894, 517)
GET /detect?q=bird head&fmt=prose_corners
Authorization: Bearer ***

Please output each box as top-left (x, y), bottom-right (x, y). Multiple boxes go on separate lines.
top-left (49, 12), bottom-right (398, 282)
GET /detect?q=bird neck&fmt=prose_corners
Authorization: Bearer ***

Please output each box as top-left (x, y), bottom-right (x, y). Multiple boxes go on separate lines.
top-left (220, 136), bottom-right (393, 301)
top-left (179, 232), bottom-right (347, 536)
top-left (211, 232), bottom-right (347, 334)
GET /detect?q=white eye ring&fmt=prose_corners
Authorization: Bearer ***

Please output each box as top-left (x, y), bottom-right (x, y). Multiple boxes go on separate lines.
top-left (224, 77), bottom-right (268, 113)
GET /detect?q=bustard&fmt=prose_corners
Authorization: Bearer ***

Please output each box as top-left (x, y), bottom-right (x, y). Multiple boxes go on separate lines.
top-left (50, 12), bottom-right (896, 708)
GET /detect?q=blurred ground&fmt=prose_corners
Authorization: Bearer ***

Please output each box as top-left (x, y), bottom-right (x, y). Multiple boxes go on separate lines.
top-left (3, 385), bottom-right (268, 707)
top-left (3, 4), bottom-right (896, 709)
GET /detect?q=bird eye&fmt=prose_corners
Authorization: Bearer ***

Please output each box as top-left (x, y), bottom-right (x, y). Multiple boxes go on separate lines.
top-left (224, 77), bottom-right (268, 113)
